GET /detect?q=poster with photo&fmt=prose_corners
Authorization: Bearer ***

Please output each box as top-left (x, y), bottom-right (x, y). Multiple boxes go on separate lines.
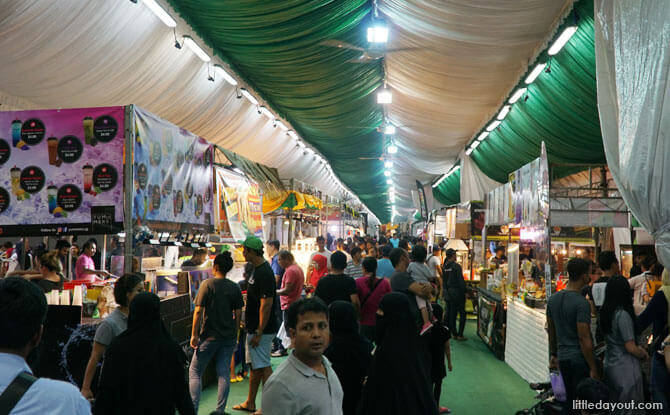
top-left (133, 107), bottom-right (213, 232)
top-left (0, 107), bottom-right (124, 236)
top-left (215, 167), bottom-right (264, 241)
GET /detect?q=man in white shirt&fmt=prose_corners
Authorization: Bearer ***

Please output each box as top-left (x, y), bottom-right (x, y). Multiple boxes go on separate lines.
top-left (308, 236), bottom-right (332, 275)
top-left (0, 277), bottom-right (90, 415)
top-left (628, 255), bottom-right (655, 315)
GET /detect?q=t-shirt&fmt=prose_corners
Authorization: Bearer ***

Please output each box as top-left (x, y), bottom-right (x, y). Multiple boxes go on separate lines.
top-left (355, 276), bottom-right (392, 326)
top-left (443, 261), bottom-right (466, 301)
top-left (34, 274), bottom-right (65, 293)
top-left (74, 254), bottom-right (96, 282)
top-left (407, 262), bottom-right (433, 284)
top-left (546, 289), bottom-right (592, 362)
top-left (376, 258), bottom-right (395, 279)
top-left (390, 238), bottom-right (399, 248)
top-left (345, 260), bottom-right (364, 280)
top-left (628, 273), bottom-right (648, 314)
top-left (195, 277), bottom-right (244, 340)
top-left (604, 308), bottom-right (637, 368)
top-left (314, 273), bottom-right (357, 306)
top-left (271, 254), bottom-right (285, 284)
top-left (389, 270), bottom-right (422, 330)
top-left (94, 308), bottom-right (128, 346)
top-left (429, 322), bottom-right (451, 381)
top-left (426, 255), bottom-right (441, 278)
top-left (280, 264), bottom-right (304, 310)
top-left (310, 250), bottom-right (332, 270)
top-left (245, 261), bottom-right (279, 334)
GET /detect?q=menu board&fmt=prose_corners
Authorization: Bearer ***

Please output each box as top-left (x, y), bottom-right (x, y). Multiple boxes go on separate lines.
top-left (133, 107), bottom-right (213, 233)
top-left (215, 167), bottom-right (264, 241)
top-left (0, 107), bottom-right (124, 236)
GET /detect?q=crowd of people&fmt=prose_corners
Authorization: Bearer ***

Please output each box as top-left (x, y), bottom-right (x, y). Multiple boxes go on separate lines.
top-left (2, 233), bottom-right (670, 415)
top-left (547, 251), bottom-right (670, 414)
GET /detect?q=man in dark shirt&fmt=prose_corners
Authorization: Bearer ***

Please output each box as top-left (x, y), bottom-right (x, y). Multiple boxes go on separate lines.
top-left (547, 258), bottom-right (598, 415)
top-left (189, 252), bottom-right (244, 414)
top-left (443, 248), bottom-right (467, 340)
top-left (267, 239), bottom-right (286, 356)
top-left (314, 251), bottom-right (361, 315)
top-left (389, 248), bottom-right (432, 331)
top-left (182, 248), bottom-right (208, 267)
top-left (234, 236), bottom-right (278, 414)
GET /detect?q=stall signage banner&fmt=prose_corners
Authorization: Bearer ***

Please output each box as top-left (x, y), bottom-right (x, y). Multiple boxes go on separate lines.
top-left (416, 180), bottom-right (428, 221)
top-left (132, 107), bottom-right (213, 233)
top-left (0, 107), bottom-right (125, 236)
top-left (215, 167), bottom-right (264, 241)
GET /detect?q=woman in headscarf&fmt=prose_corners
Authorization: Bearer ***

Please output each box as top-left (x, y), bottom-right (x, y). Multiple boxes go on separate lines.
top-left (636, 269), bottom-right (670, 410)
top-left (599, 276), bottom-right (647, 412)
top-left (358, 293), bottom-right (438, 415)
top-left (324, 301), bottom-right (373, 415)
top-left (94, 292), bottom-right (195, 415)
top-left (305, 254), bottom-right (328, 295)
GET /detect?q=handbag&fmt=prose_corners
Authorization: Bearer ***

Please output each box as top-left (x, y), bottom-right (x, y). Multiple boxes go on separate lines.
top-left (0, 371), bottom-right (37, 415)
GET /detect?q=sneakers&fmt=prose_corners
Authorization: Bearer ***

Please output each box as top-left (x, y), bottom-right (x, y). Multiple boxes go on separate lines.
top-left (439, 406), bottom-right (451, 414)
top-left (420, 322), bottom-right (433, 336)
top-left (271, 349), bottom-right (288, 357)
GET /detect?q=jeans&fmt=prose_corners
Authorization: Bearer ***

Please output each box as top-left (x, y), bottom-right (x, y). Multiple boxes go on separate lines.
top-left (189, 338), bottom-right (236, 413)
top-left (650, 352), bottom-right (669, 415)
top-left (558, 358), bottom-right (590, 415)
top-left (446, 297), bottom-right (466, 337)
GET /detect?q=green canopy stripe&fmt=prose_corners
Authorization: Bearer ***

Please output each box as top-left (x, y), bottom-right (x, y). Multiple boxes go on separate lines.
top-left (432, 168), bottom-right (461, 206)
top-left (470, 0), bottom-right (602, 183)
top-left (167, 0), bottom-right (391, 222)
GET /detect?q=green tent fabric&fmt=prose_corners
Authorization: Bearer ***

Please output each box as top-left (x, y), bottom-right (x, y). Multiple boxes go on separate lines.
top-left (470, 0), bottom-right (604, 183)
top-left (432, 168), bottom-right (461, 206)
top-left (167, 0), bottom-right (389, 222)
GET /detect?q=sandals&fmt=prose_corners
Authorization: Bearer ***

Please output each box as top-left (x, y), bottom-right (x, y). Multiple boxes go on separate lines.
top-left (232, 403), bottom-right (256, 412)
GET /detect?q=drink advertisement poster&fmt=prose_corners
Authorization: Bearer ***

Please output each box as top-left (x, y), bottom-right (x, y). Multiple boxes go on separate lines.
top-left (0, 107), bottom-right (125, 236)
top-left (215, 167), bottom-right (264, 241)
top-left (133, 107), bottom-right (213, 233)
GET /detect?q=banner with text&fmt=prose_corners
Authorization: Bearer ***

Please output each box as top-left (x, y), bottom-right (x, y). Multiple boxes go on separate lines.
top-left (0, 107), bottom-right (125, 236)
top-left (215, 167), bottom-right (264, 241)
top-left (133, 107), bottom-right (213, 233)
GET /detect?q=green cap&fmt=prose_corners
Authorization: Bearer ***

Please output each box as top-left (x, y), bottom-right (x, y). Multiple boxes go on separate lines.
top-left (238, 236), bottom-right (263, 250)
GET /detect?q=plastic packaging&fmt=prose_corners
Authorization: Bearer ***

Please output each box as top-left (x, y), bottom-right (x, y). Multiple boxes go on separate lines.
top-left (550, 370), bottom-right (567, 402)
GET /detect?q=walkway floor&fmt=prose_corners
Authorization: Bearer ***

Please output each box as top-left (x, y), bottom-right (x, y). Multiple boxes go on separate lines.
top-left (197, 320), bottom-right (536, 414)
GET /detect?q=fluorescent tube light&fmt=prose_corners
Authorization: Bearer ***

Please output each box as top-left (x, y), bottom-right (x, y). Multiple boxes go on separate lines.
top-left (384, 124), bottom-right (396, 135)
top-left (486, 120), bottom-right (501, 131)
top-left (472, 140), bottom-right (481, 149)
top-left (497, 105), bottom-right (510, 120)
top-left (367, 25), bottom-right (388, 43)
top-left (275, 120), bottom-right (288, 131)
top-left (288, 130), bottom-right (299, 140)
top-left (213, 64), bottom-right (238, 86)
top-left (388, 144), bottom-right (398, 154)
top-left (240, 88), bottom-right (258, 106)
top-left (508, 87), bottom-right (527, 104)
top-left (259, 106), bottom-right (273, 119)
top-left (525, 63), bottom-right (546, 84)
top-left (477, 132), bottom-right (489, 141)
top-left (384, 170), bottom-right (391, 177)
top-left (183, 36), bottom-right (210, 62)
top-left (548, 26), bottom-right (577, 56)
top-left (466, 147), bottom-right (473, 156)
top-left (384, 161), bottom-right (393, 168)
top-left (386, 179), bottom-right (392, 184)
top-left (141, 0), bottom-right (177, 27)
top-left (377, 89), bottom-right (392, 104)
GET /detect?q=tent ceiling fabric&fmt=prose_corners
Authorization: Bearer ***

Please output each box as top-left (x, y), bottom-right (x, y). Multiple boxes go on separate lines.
top-left (470, 0), bottom-right (605, 183)
top-left (164, 0), bottom-right (576, 221)
top-left (0, 0), bottom-right (378, 218)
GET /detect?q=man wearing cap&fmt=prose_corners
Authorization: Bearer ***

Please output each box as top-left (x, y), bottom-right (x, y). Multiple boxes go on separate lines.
top-left (234, 236), bottom-right (279, 414)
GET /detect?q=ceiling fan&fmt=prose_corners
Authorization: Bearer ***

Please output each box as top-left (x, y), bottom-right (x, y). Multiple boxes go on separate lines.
top-left (319, 39), bottom-right (422, 64)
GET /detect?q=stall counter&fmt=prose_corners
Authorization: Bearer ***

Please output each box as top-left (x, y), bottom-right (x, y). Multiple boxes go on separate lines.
top-left (477, 287), bottom-right (505, 360)
top-left (504, 296), bottom-right (549, 384)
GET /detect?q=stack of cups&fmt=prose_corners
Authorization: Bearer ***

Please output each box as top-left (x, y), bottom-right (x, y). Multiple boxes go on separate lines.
top-left (72, 285), bottom-right (83, 306)
top-left (59, 290), bottom-right (70, 306)
top-left (49, 290), bottom-right (60, 305)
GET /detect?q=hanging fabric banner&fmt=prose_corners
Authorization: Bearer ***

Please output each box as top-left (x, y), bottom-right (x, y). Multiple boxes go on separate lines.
top-left (416, 180), bottom-right (429, 221)
top-left (215, 167), bottom-right (264, 241)
top-left (0, 106), bottom-right (125, 236)
top-left (133, 107), bottom-right (214, 233)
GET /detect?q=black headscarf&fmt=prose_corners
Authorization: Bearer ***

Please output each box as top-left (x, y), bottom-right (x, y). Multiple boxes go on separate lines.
top-left (324, 301), bottom-right (373, 415)
top-left (94, 293), bottom-right (195, 415)
top-left (358, 293), bottom-right (438, 415)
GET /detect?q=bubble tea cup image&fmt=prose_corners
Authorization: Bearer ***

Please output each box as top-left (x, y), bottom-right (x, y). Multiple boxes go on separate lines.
top-left (47, 185), bottom-right (58, 213)
top-left (83, 117), bottom-right (96, 146)
top-left (82, 164), bottom-right (93, 193)
top-left (10, 166), bottom-right (21, 196)
top-left (11, 119), bottom-right (21, 147)
top-left (47, 137), bottom-right (59, 165)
